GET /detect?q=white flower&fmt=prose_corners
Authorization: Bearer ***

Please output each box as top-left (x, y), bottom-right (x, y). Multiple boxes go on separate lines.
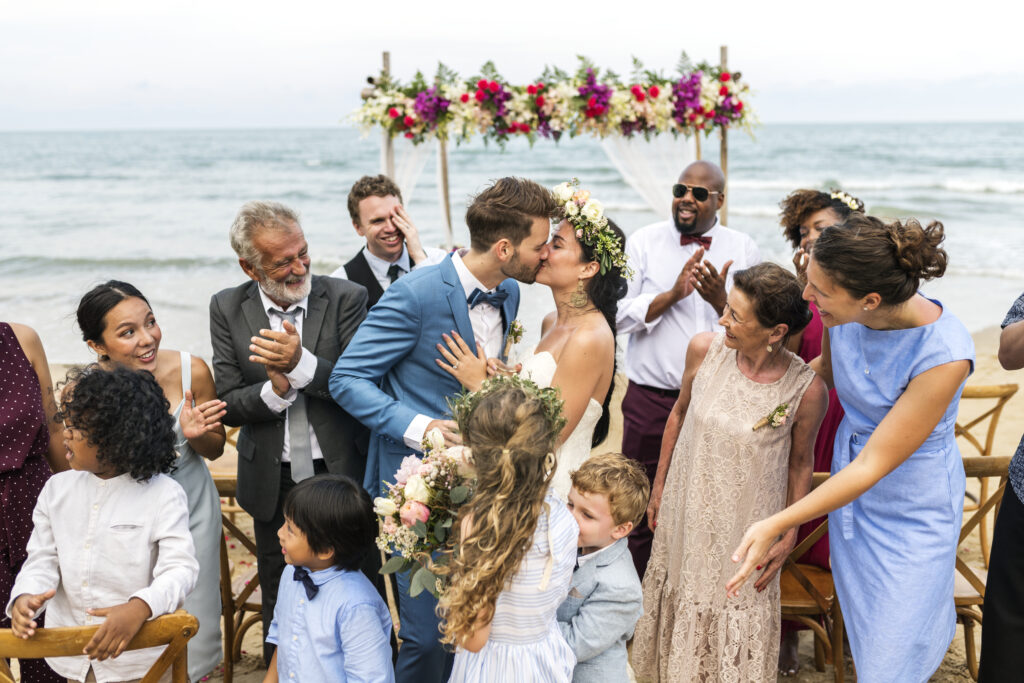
top-left (423, 427), bottom-right (445, 453)
top-left (373, 497), bottom-right (398, 517)
top-left (582, 199), bottom-right (604, 223)
top-left (564, 201), bottom-right (580, 217)
top-left (553, 182), bottom-right (574, 203)
top-left (404, 474), bottom-right (431, 503)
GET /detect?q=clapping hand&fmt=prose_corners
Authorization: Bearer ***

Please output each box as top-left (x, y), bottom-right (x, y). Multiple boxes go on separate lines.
top-left (11, 589), bottom-right (55, 638)
top-left (692, 259), bottom-right (733, 315)
top-left (792, 248), bottom-right (809, 284)
top-left (250, 320), bottom-right (303, 373)
top-left (179, 390), bottom-right (226, 441)
top-left (672, 248), bottom-right (704, 301)
top-left (436, 331), bottom-right (488, 391)
top-left (84, 598), bottom-right (151, 661)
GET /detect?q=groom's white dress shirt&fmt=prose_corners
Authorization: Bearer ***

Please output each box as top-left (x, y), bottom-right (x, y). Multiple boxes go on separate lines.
top-left (616, 219), bottom-right (761, 390)
top-left (256, 288), bottom-right (324, 464)
top-left (402, 250), bottom-right (504, 449)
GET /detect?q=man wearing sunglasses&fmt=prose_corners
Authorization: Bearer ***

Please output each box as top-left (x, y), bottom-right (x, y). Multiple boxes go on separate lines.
top-left (615, 160), bottom-right (761, 579)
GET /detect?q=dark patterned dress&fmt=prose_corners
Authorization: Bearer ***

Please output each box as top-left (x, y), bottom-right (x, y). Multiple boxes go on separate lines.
top-left (0, 323), bottom-right (62, 681)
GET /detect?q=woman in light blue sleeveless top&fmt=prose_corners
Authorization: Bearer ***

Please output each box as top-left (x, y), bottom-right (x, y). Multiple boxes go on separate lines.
top-left (726, 216), bottom-right (973, 682)
top-left (77, 281), bottom-right (227, 682)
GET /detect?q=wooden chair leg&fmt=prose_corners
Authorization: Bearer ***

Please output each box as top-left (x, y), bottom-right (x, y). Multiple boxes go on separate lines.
top-left (980, 478), bottom-right (991, 567)
top-left (832, 599), bottom-right (845, 683)
top-left (963, 617), bottom-right (979, 681)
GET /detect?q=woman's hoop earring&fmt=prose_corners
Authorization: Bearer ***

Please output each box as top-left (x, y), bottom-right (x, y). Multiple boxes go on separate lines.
top-left (570, 279), bottom-right (588, 308)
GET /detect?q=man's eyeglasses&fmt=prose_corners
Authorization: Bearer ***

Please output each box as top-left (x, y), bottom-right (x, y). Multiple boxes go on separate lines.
top-left (672, 184), bottom-right (719, 202)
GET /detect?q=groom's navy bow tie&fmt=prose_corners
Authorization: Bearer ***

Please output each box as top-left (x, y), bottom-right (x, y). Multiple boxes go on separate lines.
top-left (293, 566), bottom-right (319, 600)
top-left (467, 287), bottom-right (509, 309)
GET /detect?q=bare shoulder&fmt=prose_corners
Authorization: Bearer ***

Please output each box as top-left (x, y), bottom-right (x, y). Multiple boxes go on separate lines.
top-left (540, 311), bottom-right (557, 337)
top-left (566, 315), bottom-right (615, 354)
top-left (8, 322), bottom-right (42, 351)
top-left (687, 332), bottom-right (716, 360)
top-left (798, 374), bottom-right (828, 416)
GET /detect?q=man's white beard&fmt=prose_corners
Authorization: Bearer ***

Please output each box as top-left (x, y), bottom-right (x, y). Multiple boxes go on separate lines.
top-left (259, 270), bottom-right (311, 305)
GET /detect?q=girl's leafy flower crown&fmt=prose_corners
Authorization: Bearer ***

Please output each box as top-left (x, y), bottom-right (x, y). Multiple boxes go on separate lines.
top-left (448, 374), bottom-right (566, 443)
top-left (829, 189), bottom-right (863, 213)
top-left (552, 179), bottom-right (634, 279)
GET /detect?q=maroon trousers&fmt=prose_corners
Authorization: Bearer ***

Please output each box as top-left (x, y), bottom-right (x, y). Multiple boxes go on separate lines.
top-left (621, 380), bottom-right (679, 580)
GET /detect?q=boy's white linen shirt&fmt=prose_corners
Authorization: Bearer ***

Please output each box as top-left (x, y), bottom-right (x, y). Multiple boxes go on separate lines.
top-left (6, 470), bottom-right (198, 683)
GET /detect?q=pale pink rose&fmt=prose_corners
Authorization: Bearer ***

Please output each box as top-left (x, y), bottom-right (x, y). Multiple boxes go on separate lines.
top-left (418, 462), bottom-right (433, 476)
top-left (394, 455), bottom-right (422, 485)
top-left (382, 517), bottom-right (398, 535)
top-left (400, 500), bottom-right (430, 527)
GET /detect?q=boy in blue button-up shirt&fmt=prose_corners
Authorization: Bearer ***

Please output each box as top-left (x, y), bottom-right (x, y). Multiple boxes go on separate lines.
top-left (558, 453), bottom-right (650, 683)
top-left (264, 475), bottom-right (394, 682)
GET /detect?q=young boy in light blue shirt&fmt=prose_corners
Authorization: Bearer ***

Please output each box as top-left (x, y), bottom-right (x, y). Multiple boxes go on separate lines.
top-left (264, 474), bottom-right (394, 683)
top-left (558, 453), bottom-right (650, 683)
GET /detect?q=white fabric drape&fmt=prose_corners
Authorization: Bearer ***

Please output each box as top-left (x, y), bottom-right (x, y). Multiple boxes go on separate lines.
top-left (601, 135), bottom-right (698, 219)
top-left (387, 134), bottom-right (433, 205)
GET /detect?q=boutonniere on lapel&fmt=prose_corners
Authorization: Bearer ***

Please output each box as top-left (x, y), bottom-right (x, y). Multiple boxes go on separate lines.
top-left (503, 319), bottom-right (524, 360)
top-left (753, 403), bottom-right (790, 431)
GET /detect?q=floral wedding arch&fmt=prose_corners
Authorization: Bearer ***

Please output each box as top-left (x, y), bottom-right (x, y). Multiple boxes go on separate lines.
top-left (351, 52), bottom-right (753, 245)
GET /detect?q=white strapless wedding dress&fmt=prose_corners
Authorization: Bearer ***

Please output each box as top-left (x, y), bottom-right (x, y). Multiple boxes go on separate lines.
top-left (519, 348), bottom-right (602, 501)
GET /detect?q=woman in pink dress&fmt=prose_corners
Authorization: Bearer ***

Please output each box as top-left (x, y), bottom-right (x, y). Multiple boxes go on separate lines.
top-left (776, 188), bottom-right (863, 675)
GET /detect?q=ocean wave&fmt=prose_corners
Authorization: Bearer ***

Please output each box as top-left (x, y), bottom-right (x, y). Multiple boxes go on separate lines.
top-left (9, 255), bottom-right (237, 271)
top-left (730, 177), bottom-right (1024, 196)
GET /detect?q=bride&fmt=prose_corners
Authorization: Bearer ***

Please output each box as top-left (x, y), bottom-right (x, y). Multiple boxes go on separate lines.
top-left (437, 181), bottom-right (630, 499)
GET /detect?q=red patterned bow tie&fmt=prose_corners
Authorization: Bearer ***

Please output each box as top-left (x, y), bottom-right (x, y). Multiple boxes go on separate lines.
top-left (679, 234), bottom-right (712, 249)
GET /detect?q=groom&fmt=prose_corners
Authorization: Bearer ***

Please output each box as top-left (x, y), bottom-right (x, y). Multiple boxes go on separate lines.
top-left (329, 176), bottom-right (559, 682)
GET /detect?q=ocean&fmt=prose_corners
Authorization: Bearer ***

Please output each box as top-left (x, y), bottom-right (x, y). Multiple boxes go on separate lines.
top-left (2, 123), bottom-right (1023, 364)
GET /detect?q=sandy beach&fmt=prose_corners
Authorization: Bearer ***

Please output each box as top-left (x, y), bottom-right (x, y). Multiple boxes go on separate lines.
top-left (32, 324), bottom-right (1023, 682)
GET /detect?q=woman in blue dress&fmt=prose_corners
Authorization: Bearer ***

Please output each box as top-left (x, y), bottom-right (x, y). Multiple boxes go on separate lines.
top-left (726, 214), bottom-right (974, 682)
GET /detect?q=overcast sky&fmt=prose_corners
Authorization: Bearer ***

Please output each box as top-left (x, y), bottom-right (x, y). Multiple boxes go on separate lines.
top-left (4, 0), bottom-right (1022, 130)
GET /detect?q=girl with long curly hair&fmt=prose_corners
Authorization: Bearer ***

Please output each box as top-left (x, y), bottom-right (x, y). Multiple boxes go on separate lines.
top-left (440, 377), bottom-right (579, 682)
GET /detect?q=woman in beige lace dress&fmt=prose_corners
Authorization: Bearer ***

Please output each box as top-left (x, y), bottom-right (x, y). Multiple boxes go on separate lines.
top-left (633, 263), bottom-right (827, 682)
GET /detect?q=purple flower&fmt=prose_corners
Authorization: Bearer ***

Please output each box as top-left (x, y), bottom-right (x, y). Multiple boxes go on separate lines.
top-left (413, 87), bottom-right (451, 130)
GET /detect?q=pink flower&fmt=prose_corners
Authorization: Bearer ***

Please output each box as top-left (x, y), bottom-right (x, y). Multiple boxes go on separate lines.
top-left (720, 72), bottom-right (731, 82)
top-left (648, 85), bottom-right (660, 98)
top-left (575, 228), bottom-right (583, 239)
top-left (382, 518), bottom-right (398, 535)
top-left (394, 455), bottom-right (422, 485)
top-left (388, 108), bottom-right (400, 119)
top-left (460, 93), bottom-right (470, 103)
top-left (400, 500), bottom-right (430, 527)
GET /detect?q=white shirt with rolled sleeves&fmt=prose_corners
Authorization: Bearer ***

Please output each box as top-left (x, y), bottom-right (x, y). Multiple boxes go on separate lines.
top-left (617, 219), bottom-right (761, 390)
top-left (7, 470), bottom-right (198, 683)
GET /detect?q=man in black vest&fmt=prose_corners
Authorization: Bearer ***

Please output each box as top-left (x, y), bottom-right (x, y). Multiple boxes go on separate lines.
top-left (331, 175), bottom-right (447, 308)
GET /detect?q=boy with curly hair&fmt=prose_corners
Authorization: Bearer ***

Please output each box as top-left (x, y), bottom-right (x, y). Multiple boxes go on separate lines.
top-left (558, 452), bottom-right (650, 683)
top-left (7, 365), bottom-right (198, 683)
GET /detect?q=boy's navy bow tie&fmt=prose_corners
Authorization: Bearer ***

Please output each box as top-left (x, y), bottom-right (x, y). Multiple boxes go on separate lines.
top-left (467, 288), bottom-right (508, 309)
top-left (293, 566), bottom-right (319, 600)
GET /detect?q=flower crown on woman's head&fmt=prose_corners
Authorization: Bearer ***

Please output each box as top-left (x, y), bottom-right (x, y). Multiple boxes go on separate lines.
top-left (829, 189), bottom-right (864, 213)
top-left (552, 179), bottom-right (634, 279)
top-left (448, 374), bottom-right (566, 444)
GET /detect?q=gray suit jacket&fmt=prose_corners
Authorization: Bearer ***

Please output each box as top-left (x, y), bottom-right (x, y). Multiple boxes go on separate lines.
top-left (556, 537), bottom-right (643, 683)
top-left (209, 275), bottom-right (368, 521)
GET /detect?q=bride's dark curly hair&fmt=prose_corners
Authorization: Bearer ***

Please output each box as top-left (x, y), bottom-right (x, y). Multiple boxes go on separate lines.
top-left (578, 217), bottom-right (628, 446)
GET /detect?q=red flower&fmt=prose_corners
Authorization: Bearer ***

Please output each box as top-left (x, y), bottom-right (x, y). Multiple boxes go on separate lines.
top-left (537, 82), bottom-right (545, 91)
top-left (734, 101), bottom-right (744, 111)
top-left (460, 93), bottom-right (469, 103)
top-left (404, 132), bottom-right (414, 138)
top-left (403, 115), bottom-right (414, 127)
top-left (698, 122), bottom-right (706, 129)
top-left (636, 92), bottom-right (646, 102)
top-left (720, 72), bottom-right (731, 82)
top-left (527, 85), bottom-right (537, 95)
top-left (587, 95), bottom-right (597, 107)
top-left (534, 95), bottom-right (544, 107)
top-left (477, 79), bottom-right (488, 89)
top-left (719, 85), bottom-right (729, 96)
top-left (649, 85), bottom-right (660, 98)
top-left (688, 112), bottom-right (698, 121)
top-left (488, 81), bottom-right (500, 93)
top-left (474, 90), bottom-right (486, 102)
top-left (595, 105), bottom-right (606, 115)
top-left (388, 108), bottom-right (400, 119)
top-left (630, 84), bottom-right (641, 96)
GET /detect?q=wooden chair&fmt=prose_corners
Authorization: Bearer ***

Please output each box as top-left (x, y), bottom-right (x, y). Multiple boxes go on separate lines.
top-left (213, 473), bottom-right (262, 683)
top-left (780, 471), bottom-right (844, 682)
top-left (957, 455), bottom-right (1011, 681)
top-left (0, 610), bottom-right (197, 683)
top-left (956, 383), bottom-right (1018, 566)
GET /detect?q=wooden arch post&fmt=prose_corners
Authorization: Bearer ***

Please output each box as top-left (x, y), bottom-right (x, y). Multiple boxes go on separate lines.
top-left (719, 45), bottom-right (729, 226)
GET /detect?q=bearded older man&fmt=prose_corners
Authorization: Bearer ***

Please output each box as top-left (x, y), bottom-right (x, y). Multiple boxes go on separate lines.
top-left (209, 200), bottom-right (368, 665)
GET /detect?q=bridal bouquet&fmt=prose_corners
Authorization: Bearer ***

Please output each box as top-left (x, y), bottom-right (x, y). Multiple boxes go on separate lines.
top-left (374, 429), bottom-right (476, 597)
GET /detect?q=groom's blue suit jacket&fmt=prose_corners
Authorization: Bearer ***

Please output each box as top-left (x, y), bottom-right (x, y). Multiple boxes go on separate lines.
top-left (330, 254), bottom-right (519, 493)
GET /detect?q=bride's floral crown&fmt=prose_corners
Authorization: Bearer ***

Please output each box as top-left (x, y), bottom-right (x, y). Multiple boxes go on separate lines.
top-left (552, 179), bottom-right (634, 279)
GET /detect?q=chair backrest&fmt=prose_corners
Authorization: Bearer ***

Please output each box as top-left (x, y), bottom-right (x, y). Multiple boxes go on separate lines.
top-left (780, 472), bottom-right (831, 613)
top-left (957, 456), bottom-right (1011, 598)
top-left (0, 610), bottom-right (198, 683)
top-left (956, 384), bottom-right (1018, 457)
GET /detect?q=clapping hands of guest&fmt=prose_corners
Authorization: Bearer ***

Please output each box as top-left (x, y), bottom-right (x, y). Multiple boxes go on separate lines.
top-left (179, 390), bottom-right (226, 441)
top-left (249, 320), bottom-right (303, 373)
top-left (692, 258), bottom-right (734, 316)
top-left (391, 205), bottom-right (428, 265)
